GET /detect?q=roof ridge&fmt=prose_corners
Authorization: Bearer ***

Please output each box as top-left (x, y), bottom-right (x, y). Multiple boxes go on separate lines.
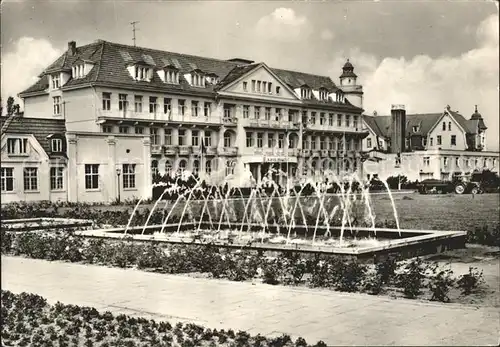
top-left (102, 39), bottom-right (241, 66)
top-left (271, 66), bottom-right (335, 81)
top-left (94, 41), bottom-right (106, 82)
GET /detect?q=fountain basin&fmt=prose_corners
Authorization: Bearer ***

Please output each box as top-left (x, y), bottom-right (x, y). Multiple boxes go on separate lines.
top-left (1, 217), bottom-right (94, 231)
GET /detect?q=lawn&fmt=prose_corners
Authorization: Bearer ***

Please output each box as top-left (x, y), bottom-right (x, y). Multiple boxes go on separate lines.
top-left (369, 192), bottom-right (500, 231)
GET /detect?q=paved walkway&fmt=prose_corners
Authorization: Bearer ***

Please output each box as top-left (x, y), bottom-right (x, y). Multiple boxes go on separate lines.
top-left (2, 256), bottom-right (498, 346)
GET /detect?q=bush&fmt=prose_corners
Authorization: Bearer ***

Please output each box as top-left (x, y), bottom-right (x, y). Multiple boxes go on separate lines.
top-left (456, 267), bottom-right (485, 295)
top-left (466, 224), bottom-right (500, 247)
top-left (396, 258), bottom-right (426, 299)
top-left (427, 265), bottom-right (455, 302)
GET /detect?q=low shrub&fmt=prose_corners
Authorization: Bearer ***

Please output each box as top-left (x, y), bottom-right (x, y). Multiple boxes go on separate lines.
top-left (466, 224), bottom-right (500, 247)
top-left (427, 265), bottom-right (455, 302)
top-left (456, 266), bottom-right (485, 295)
top-left (396, 258), bottom-right (426, 299)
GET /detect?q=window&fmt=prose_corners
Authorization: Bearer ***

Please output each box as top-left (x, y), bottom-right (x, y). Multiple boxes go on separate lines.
top-left (276, 86), bottom-right (281, 95)
top-left (337, 114), bottom-right (342, 127)
top-left (302, 139), bottom-right (308, 149)
top-left (437, 135), bottom-right (442, 146)
top-left (165, 161), bottom-right (173, 176)
top-left (423, 157), bottom-right (430, 166)
top-left (430, 137), bottom-right (434, 146)
top-left (119, 126), bottom-right (129, 134)
top-left (23, 168), bottom-right (38, 191)
top-left (257, 81), bottom-right (261, 92)
top-left (157, 129), bottom-right (169, 147)
top-left (455, 157), bottom-right (460, 167)
top-left (442, 122), bottom-right (446, 131)
top-left (50, 167), bottom-right (64, 190)
top-left (150, 128), bottom-right (159, 145)
top-left (243, 81), bottom-right (248, 91)
top-left (134, 95), bottom-right (143, 113)
top-left (51, 138), bottom-right (63, 152)
top-left (320, 113), bottom-right (326, 125)
top-left (151, 160), bottom-right (159, 177)
top-left (257, 133), bottom-right (263, 148)
top-left (192, 130), bottom-right (199, 146)
top-left (135, 127), bottom-right (144, 135)
top-left (310, 112), bottom-right (316, 124)
top-left (205, 160), bottom-right (212, 175)
top-left (265, 108), bottom-right (271, 121)
top-left (353, 116), bottom-right (358, 129)
top-left (165, 69), bottom-right (179, 84)
top-left (300, 87), bottom-right (311, 99)
top-left (268, 83), bottom-right (272, 94)
top-left (451, 135), bottom-right (456, 146)
top-left (204, 102), bottom-right (211, 117)
top-left (224, 132), bottom-right (232, 147)
top-left (225, 160), bottom-right (235, 176)
top-left (122, 164), bottom-right (136, 189)
top-left (103, 126), bottom-right (113, 133)
top-left (134, 66), bottom-right (151, 81)
top-left (84, 164), bottom-right (99, 190)
top-left (448, 122), bottom-right (451, 131)
top-left (246, 132), bottom-right (254, 147)
top-left (262, 82), bottom-right (267, 93)
top-left (192, 160), bottom-right (200, 175)
top-left (164, 98), bottom-right (171, 115)
top-left (275, 108), bottom-right (281, 121)
top-left (311, 137), bottom-right (317, 150)
top-left (345, 115), bottom-right (350, 127)
top-left (243, 105), bottom-right (249, 119)
top-left (1, 168), bottom-right (14, 192)
top-left (223, 105), bottom-right (232, 118)
top-left (204, 131), bottom-right (212, 147)
top-left (254, 107), bottom-right (260, 119)
top-left (423, 138), bottom-right (427, 146)
top-left (319, 89), bottom-right (328, 101)
top-left (178, 100), bottom-right (185, 116)
top-left (118, 94), bottom-right (128, 111)
top-left (178, 160), bottom-right (187, 174)
top-left (149, 97), bottom-right (158, 113)
top-left (102, 93), bottom-right (111, 111)
top-left (52, 74), bottom-right (60, 89)
top-left (191, 101), bottom-right (199, 117)
top-left (7, 138), bottom-right (28, 155)
top-left (329, 113), bottom-right (334, 126)
top-left (178, 129), bottom-right (185, 146)
top-left (53, 96), bottom-right (62, 115)
top-left (251, 80), bottom-right (256, 92)
top-left (443, 157), bottom-right (448, 166)
top-left (320, 136), bottom-right (326, 150)
top-left (268, 134), bottom-right (275, 148)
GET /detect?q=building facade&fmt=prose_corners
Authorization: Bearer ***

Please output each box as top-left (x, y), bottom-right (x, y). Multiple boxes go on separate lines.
top-left (1, 115), bottom-right (150, 203)
top-left (16, 40), bottom-right (368, 202)
top-left (362, 105), bottom-right (499, 181)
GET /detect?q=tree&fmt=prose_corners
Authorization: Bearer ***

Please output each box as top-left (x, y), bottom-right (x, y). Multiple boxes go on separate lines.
top-left (5, 96), bottom-right (20, 116)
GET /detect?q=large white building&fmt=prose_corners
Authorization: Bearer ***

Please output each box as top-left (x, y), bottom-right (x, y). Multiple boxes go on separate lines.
top-left (1, 40), bottom-right (368, 203)
top-left (361, 105), bottom-right (499, 181)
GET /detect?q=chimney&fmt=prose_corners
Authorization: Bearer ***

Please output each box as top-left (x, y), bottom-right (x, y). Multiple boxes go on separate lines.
top-left (68, 41), bottom-right (77, 56)
top-left (390, 104), bottom-right (406, 154)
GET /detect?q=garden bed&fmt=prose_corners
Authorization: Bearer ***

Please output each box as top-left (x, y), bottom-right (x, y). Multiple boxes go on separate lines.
top-left (1, 230), bottom-right (491, 305)
top-left (1, 290), bottom-right (325, 347)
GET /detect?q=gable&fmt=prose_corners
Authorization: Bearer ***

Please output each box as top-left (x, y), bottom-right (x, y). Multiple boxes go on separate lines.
top-left (428, 111), bottom-right (467, 136)
top-left (1, 134), bottom-right (48, 162)
top-left (217, 64), bottom-right (302, 102)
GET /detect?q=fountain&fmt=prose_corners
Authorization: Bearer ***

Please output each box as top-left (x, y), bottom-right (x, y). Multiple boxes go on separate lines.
top-left (3, 168), bottom-right (468, 262)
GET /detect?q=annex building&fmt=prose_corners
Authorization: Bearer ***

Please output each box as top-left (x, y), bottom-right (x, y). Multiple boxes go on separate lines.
top-left (1, 39), bottom-right (367, 203)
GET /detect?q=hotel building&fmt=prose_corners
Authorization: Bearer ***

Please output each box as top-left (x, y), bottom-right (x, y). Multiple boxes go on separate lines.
top-left (1, 40), bottom-right (367, 203)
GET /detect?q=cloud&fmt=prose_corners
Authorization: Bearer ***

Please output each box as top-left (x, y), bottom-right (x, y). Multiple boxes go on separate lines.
top-left (1, 37), bottom-right (62, 107)
top-left (320, 29), bottom-right (335, 41)
top-left (329, 14), bottom-right (499, 150)
top-left (255, 8), bottom-right (312, 41)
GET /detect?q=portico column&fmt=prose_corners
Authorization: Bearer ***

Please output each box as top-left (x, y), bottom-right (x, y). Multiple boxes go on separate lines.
top-left (106, 136), bottom-right (117, 203)
top-left (142, 137), bottom-right (152, 199)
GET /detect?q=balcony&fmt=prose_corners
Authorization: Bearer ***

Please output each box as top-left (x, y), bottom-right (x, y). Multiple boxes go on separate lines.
top-left (301, 149), bottom-right (311, 157)
top-left (178, 146), bottom-right (191, 155)
top-left (311, 150), bottom-right (321, 157)
top-left (329, 150), bottom-right (338, 157)
top-left (244, 118), bottom-right (299, 130)
top-left (151, 144), bottom-right (162, 155)
top-left (320, 149), bottom-right (329, 157)
top-left (287, 148), bottom-right (299, 156)
top-left (169, 113), bottom-right (222, 125)
top-left (206, 147), bottom-right (217, 155)
top-left (218, 147), bottom-right (238, 156)
top-left (163, 145), bottom-right (178, 155)
top-left (222, 117), bottom-right (238, 127)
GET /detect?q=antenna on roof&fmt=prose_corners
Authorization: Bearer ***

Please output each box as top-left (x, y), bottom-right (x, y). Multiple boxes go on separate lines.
top-left (130, 21), bottom-right (139, 46)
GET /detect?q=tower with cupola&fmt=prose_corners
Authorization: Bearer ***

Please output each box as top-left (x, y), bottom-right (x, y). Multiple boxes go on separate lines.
top-left (339, 59), bottom-right (363, 109)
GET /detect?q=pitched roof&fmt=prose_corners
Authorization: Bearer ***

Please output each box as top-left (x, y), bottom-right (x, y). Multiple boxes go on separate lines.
top-left (0, 116), bottom-right (67, 156)
top-left (363, 113), bottom-right (443, 138)
top-left (20, 40), bottom-right (344, 99)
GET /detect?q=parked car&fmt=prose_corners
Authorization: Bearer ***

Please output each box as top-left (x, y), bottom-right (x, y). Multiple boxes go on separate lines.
top-left (417, 179), bottom-right (454, 194)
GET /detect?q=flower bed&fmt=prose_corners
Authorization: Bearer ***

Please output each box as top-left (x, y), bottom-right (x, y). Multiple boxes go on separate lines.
top-left (1, 230), bottom-right (486, 303)
top-left (1, 290), bottom-right (325, 347)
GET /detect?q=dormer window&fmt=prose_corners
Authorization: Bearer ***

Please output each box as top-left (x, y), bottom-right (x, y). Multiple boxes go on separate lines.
top-left (189, 70), bottom-right (206, 87)
top-left (51, 74), bottom-right (61, 89)
top-left (51, 138), bottom-right (63, 152)
top-left (127, 62), bottom-right (154, 82)
top-left (319, 88), bottom-right (329, 101)
top-left (205, 74), bottom-right (219, 85)
top-left (300, 87), bottom-right (312, 99)
top-left (72, 65), bottom-right (84, 79)
top-left (412, 126), bottom-right (419, 132)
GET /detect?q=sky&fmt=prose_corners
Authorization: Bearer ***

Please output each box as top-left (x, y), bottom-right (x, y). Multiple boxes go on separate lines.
top-left (1, 0), bottom-right (499, 150)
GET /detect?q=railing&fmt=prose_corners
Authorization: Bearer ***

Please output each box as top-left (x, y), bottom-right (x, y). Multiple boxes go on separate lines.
top-left (99, 109), bottom-right (222, 124)
top-left (301, 149), bottom-right (311, 156)
top-left (222, 117), bottom-right (238, 126)
top-left (178, 146), bottom-right (191, 155)
top-left (320, 149), bottom-right (329, 157)
top-left (163, 145), bottom-right (178, 155)
top-left (218, 147), bottom-right (238, 155)
top-left (151, 144), bottom-right (162, 154)
top-left (244, 118), bottom-right (299, 129)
